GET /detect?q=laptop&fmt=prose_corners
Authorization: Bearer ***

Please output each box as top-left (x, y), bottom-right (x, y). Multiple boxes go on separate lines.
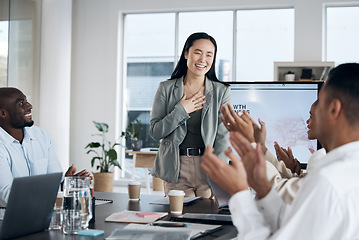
top-left (0, 172), bottom-right (62, 240)
top-left (170, 178), bottom-right (233, 225)
top-left (208, 178), bottom-right (231, 209)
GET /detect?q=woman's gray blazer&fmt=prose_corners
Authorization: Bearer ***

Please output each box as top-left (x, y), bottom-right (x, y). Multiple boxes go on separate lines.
top-left (150, 77), bottom-right (231, 183)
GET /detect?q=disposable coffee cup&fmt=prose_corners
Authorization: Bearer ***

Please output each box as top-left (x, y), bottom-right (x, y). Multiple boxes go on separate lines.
top-left (128, 181), bottom-right (141, 201)
top-left (168, 190), bottom-right (185, 215)
top-left (55, 192), bottom-right (63, 207)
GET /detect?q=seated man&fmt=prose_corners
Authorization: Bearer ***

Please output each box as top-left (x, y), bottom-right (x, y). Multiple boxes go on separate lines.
top-left (0, 87), bottom-right (90, 207)
top-left (271, 101), bottom-right (325, 178)
top-left (220, 101), bottom-right (326, 202)
top-left (202, 63), bottom-right (359, 239)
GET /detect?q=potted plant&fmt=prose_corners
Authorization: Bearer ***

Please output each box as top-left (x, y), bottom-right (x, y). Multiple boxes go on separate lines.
top-left (121, 119), bottom-right (143, 151)
top-left (85, 121), bottom-right (121, 192)
top-left (284, 70), bottom-right (295, 81)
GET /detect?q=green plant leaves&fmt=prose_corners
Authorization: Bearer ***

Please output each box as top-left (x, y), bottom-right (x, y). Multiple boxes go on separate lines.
top-left (112, 142), bottom-right (121, 148)
top-left (107, 149), bottom-right (117, 161)
top-left (91, 156), bottom-right (102, 167)
top-left (93, 121), bottom-right (109, 133)
top-left (110, 160), bottom-right (122, 170)
top-left (85, 121), bottom-right (121, 173)
top-left (122, 119), bottom-right (143, 141)
top-left (85, 142), bottom-right (101, 149)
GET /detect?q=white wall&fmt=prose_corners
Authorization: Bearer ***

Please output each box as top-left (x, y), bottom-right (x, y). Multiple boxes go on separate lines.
top-left (40, 0), bottom-right (359, 174)
top-left (39, 0), bottom-right (72, 171)
top-left (70, 0), bottom-right (119, 172)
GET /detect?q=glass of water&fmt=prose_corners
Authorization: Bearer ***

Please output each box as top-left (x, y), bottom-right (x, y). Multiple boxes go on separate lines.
top-left (49, 205), bottom-right (62, 230)
top-left (62, 176), bottom-right (92, 234)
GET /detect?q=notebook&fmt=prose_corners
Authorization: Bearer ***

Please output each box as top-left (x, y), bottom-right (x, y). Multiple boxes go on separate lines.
top-left (0, 172), bottom-right (62, 240)
top-left (170, 213), bottom-right (232, 225)
top-left (105, 210), bottom-right (168, 224)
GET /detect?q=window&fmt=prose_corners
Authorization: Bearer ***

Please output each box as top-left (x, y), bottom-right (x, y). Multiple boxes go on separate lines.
top-left (0, 21), bottom-right (8, 86)
top-left (326, 6), bottom-right (359, 64)
top-left (125, 13), bottom-right (175, 148)
top-left (236, 9), bottom-right (294, 80)
top-left (2, 0), bottom-right (42, 118)
top-left (124, 13), bottom-right (175, 178)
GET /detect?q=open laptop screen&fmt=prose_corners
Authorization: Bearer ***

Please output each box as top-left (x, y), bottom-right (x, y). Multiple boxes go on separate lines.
top-left (229, 81), bottom-right (323, 167)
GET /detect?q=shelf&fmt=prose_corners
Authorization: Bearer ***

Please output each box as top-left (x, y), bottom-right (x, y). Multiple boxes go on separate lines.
top-left (274, 61), bottom-right (335, 81)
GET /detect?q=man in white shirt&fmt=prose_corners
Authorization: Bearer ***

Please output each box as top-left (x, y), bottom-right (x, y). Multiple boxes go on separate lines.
top-left (202, 63), bottom-right (359, 239)
top-left (0, 87), bottom-right (90, 206)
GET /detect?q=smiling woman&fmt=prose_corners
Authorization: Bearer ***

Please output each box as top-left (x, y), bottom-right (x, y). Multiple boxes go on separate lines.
top-left (150, 32), bottom-right (231, 198)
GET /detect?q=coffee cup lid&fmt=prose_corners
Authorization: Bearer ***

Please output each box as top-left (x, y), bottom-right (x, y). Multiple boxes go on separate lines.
top-left (128, 181), bottom-right (141, 185)
top-left (57, 192), bottom-right (63, 198)
top-left (168, 190), bottom-right (185, 196)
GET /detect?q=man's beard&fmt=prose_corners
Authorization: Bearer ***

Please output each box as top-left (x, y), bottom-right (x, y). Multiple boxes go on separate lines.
top-left (12, 119), bottom-right (34, 128)
top-left (25, 120), bottom-right (34, 127)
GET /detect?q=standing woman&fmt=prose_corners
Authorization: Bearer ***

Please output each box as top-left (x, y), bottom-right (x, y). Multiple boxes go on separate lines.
top-left (150, 32), bottom-right (231, 198)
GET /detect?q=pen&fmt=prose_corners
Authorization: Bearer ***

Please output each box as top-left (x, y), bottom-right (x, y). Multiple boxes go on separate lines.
top-left (190, 226), bottom-right (223, 240)
top-left (150, 222), bottom-right (187, 227)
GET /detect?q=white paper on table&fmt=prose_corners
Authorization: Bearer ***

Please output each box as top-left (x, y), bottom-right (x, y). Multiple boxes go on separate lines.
top-left (105, 210), bottom-right (168, 224)
top-left (106, 228), bottom-right (190, 240)
top-left (124, 220), bottom-right (222, 238)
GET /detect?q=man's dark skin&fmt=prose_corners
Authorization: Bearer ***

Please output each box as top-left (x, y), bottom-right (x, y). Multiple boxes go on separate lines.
top-left (0, 87), bottom-right (90, 178)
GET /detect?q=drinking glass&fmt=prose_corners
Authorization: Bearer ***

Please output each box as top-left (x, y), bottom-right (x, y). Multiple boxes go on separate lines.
top-left (49, 205), bottom-right (62, 230)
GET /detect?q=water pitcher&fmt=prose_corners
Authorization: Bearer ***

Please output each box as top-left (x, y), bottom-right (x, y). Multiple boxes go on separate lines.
top-left (62, 176), bottom-right (92, 234)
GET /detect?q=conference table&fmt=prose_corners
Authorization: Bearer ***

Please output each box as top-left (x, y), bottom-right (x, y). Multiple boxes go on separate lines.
top-left (14, 192), bottom-right (237, 239)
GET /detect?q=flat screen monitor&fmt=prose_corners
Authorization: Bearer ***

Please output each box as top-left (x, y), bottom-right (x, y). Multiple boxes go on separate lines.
top-left (229, 81), bottom-right (323, 168)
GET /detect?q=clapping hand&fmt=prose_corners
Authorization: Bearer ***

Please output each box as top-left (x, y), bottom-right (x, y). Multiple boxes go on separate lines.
top-left (230, 132), bottom-right (271, 199)
top-left (220, 103), bottom-right (254, 142)
top-left (201, 146), bottom-right (249, 196)
top-left (220, 104), bottom-right (268, 154)
top-left (252, 116), bottom-right (267, 154)
top-left (274, 142), bottom-right (301, 175)
top-left (62, 164), bottom-right (92, 191)
top-left (201, 132), bottom-right (272, 199)
top-left (65, 164), bottom-right (92, 179)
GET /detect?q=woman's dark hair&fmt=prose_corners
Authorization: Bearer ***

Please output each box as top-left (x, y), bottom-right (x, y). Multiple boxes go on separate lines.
top-left (170, 32), bottom-right (222, 83)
